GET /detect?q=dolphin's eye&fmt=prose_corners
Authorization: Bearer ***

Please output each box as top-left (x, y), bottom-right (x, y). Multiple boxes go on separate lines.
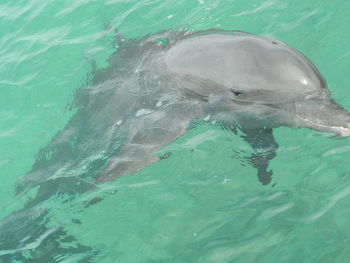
top-left (230, 89), bottom-right (243, 96)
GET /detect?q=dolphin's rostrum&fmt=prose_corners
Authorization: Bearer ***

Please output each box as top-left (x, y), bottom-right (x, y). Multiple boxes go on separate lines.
top-left (19, 29), bottom-right (350, 192)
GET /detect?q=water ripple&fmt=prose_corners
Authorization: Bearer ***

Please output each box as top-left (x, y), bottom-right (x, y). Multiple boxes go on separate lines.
top-left (304, 183), bottom-right (350, 223)
top-left (1, 0), bottom-right (350, 262)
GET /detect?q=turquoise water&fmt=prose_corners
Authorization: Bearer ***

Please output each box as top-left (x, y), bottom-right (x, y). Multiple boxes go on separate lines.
top-left (1, 0), bottom-right (350, 262)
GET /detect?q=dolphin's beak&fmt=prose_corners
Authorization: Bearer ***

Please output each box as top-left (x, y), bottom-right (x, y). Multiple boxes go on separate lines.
top-left (295, 96), bottom-right (350, 137)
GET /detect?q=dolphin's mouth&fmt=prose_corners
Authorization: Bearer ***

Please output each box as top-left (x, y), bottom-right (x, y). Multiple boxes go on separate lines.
top-left (295, 113), bottom-right (350, 137)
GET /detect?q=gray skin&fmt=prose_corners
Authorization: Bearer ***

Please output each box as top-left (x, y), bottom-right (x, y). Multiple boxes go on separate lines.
top-left (5, 29), bottom-right (350, 260)
top-left (17, 29), bottom-right (350, 196)
top-left (97, 29), bottom-right (350, 185)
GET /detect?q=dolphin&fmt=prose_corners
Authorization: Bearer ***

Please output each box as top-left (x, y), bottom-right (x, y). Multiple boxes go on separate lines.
top-left (17, 29), bottom-right (350, 195)
top-left (5, 28), bottom-right (350, 261)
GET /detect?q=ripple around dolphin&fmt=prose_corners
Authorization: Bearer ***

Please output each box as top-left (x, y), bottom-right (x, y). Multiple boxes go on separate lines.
top-left (1, 0), bottom-right (350, 262)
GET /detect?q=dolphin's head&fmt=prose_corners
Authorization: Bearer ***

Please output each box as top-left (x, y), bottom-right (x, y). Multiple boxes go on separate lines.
top-left (226, 51), bottom-right (350, 137)
top-left (222, 38), bottom-right (350, 136)
top-left (165, 32), bottom-right (350, 136)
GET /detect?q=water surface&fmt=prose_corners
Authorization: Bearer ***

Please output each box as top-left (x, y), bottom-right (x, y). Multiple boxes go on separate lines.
top-left (1, 0), bottom-right (350, 262)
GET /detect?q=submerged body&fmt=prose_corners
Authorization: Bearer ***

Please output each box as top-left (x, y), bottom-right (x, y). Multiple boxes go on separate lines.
top-left (4, 29), bottom-right (350, 260)
top-left (4, 29), bottom-right (350, 258)
top-left (18, 29), bottom-right (350, 194)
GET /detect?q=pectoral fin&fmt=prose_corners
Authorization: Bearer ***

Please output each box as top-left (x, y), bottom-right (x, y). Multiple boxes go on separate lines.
top-left (240, 127), bottom-right (278, 185)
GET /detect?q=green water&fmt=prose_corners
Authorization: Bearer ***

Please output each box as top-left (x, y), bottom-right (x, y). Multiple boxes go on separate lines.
top-left (1, 0), bottom-right (350, 262)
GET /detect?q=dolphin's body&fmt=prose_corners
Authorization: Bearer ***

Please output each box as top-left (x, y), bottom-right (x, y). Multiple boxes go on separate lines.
top-left (19, 29), bottom-right (350, 193)
top-left (4, 29), bottom-right (350, 260)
